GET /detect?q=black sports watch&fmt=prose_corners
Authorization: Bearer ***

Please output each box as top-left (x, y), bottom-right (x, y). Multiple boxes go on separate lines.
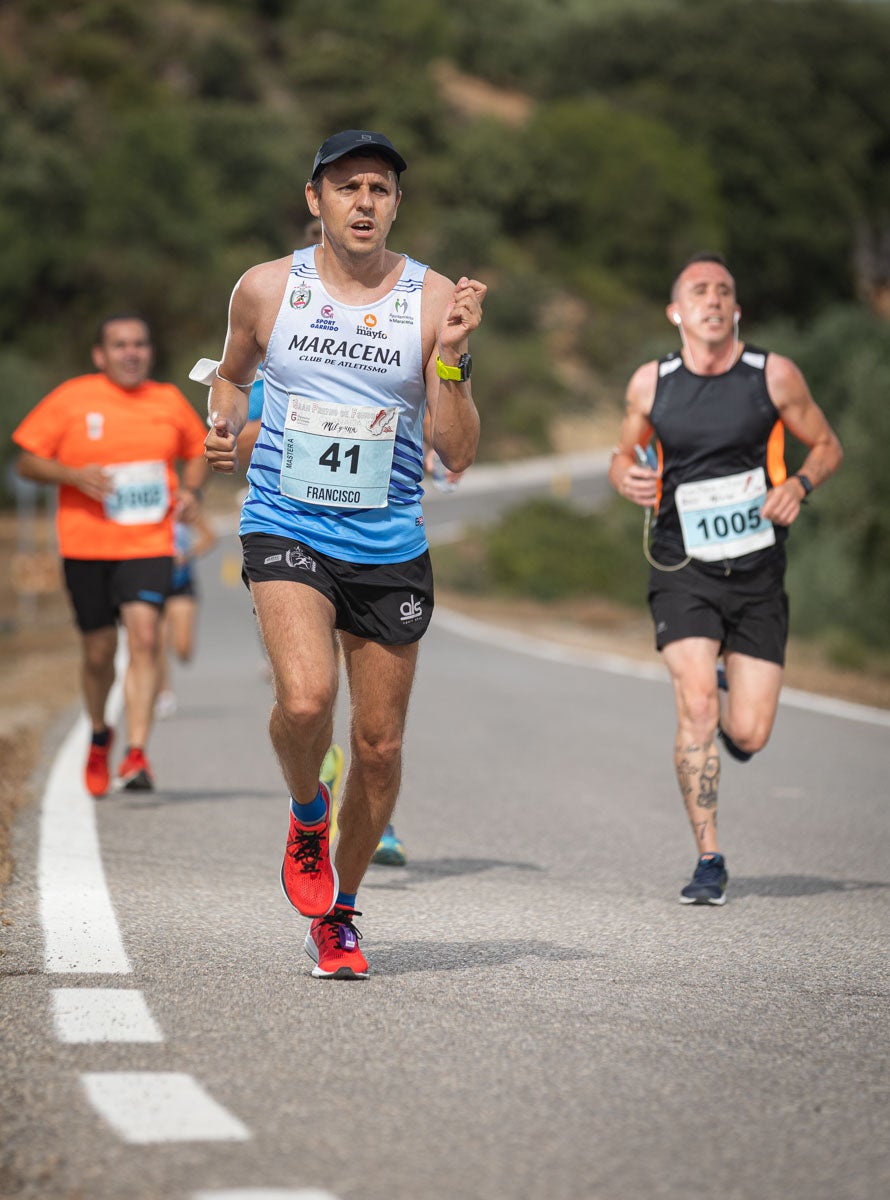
top-left (794, 472), bottom-right (813, 497)
top-left (435, 353), bottom-right (472, 383)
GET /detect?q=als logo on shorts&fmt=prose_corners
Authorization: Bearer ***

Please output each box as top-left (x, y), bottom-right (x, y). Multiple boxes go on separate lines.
top-left (399, 594), bottom-right (424, 624)
top-left (285, 545), bottom-right (317, 572)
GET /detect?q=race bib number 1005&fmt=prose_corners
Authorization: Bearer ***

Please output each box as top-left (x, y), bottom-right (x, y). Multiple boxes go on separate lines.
top-left (280, 396), bottom-right (397, 509)
top-left (675, 467), bottom-right (775, 562)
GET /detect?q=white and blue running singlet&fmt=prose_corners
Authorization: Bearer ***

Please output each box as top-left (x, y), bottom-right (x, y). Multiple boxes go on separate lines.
top-left (240, 247), bottom-right (429, 564)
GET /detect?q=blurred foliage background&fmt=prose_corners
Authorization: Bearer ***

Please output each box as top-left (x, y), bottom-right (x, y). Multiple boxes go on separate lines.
top-left (2, 0), bottom-right (890, 654)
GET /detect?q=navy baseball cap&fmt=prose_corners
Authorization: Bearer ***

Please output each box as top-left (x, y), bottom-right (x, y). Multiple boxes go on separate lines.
top-left (310, 130), bottom-right (408, 181)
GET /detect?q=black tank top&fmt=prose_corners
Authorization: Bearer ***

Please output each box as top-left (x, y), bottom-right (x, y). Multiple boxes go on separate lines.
top-left (649, 344), bottom-right (787, 573)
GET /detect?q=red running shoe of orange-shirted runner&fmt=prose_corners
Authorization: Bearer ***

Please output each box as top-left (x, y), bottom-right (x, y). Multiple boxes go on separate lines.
top-left (115, 747), bottom-right (154, 792)
top-left (305, 906), bottom-right (369, 979)
top-left (280, 783), bottom-right (338, 918)
top-left (84, 731), bottom-right (114, 797)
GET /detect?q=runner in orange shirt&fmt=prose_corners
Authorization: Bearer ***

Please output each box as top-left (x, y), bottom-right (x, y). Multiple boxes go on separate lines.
top-left (13, 314), bottom-right (208, 794)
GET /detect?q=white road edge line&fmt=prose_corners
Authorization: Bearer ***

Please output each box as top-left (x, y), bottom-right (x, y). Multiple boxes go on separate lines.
top-left (38, 644), bottom-right (130, 974)
top-left (436, 605), bottom-right (890, 728)
top-left (81, 1072), bottom-right (250, 1144)
top-left (193, 1191), bottom-right (342, 1199)
top-left (51, 988), bottom-right (163, 1044)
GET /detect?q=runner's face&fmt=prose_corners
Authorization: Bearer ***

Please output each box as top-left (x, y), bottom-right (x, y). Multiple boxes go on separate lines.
top-left (671, 264), bottom-right (738, 346)
top-left (92, 320), bottom-right (153, 389)
top-left (308, 155), bottom-right (401, 255)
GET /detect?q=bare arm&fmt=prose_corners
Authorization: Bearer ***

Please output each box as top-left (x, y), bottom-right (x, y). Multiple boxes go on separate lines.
top-left (16, 449), bottom-right (113, 502)
top-left (204, 260), bottom-right (286, 474)
top-left (760, 354), bottom-right (843, 526)
top-left (423, 272), bottom-right (485, 474)
top-left (608, 360), bottom-right (659, 508)
top-left (235, 419), bottom-right (262, 469)
top-left (184, 510), bottom-right (217, 558)
top-left (174, 454), bottom-right (210, 521)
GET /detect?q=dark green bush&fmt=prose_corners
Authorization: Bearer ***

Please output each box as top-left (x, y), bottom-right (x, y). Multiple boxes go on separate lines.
top-left (484, 497), bottom-right (649, 605)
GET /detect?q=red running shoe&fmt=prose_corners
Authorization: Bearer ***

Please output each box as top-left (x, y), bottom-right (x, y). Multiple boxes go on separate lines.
top-left (84, 730), bottom-right (114, 797)
top-left (280, 783), bottom-right (338, 918)
top-left (305, 906), bottom-right (369, 979)
top-left (116, 747), bottom-right (154, 792)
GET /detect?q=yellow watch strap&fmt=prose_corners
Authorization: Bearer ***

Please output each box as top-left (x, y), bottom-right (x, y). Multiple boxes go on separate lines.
top-left (435, 355), bottom-right (463, 381)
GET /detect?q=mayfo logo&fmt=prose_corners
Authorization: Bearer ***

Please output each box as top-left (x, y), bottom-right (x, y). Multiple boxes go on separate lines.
top-left (321, 305), bottom-right (335, 319)
top-left (290, 284), bottom-right (311, 309)
top-left (400, 594), bottom-right (424, 624)
top-left (356, 311), bottom-right (387, 339)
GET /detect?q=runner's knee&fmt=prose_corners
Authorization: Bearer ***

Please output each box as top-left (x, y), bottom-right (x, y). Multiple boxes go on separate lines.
top-left (677, 690), bottom-right (719, 743)
top-left (349, 728), bottom-right (403, 781)
top-left (273, 680), bottom-right (336, 734)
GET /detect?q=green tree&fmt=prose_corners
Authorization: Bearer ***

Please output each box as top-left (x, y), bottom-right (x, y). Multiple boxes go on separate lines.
top-left (536, 0), bottom-right (890, 318)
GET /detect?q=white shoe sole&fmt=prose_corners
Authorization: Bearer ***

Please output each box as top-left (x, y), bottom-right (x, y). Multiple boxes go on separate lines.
top-left (304, 932), bottom-right (369, 979)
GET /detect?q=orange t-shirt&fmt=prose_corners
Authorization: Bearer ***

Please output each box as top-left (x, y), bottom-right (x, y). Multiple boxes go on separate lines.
top-left (12, 374), bottom-right (208, 560)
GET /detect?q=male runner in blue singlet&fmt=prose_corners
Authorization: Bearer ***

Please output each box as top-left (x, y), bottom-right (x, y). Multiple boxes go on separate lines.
top-left (204, 130), bottom-right (485, 977)
top-left (609, 254), bottom-right (842, 906)
top-left (240, 368), bottom-right (407, 867)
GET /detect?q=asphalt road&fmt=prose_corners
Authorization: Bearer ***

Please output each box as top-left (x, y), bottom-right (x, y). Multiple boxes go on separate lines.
top-left (2, 455), bottom-right (888, 1200)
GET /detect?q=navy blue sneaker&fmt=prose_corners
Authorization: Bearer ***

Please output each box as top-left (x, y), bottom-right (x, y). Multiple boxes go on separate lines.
top-left (717, 725), bottom-right (753, 763)
top-left (680, 853), bottom-right (728, 905)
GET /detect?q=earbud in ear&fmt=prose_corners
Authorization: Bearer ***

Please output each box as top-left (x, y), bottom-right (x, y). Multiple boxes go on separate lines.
top-left (733, 311), bottom-right (740, 325)
top-left (672, 312), bottom-right (682, 326)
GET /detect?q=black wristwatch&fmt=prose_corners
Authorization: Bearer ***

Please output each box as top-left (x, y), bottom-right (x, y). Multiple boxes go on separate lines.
top-left (793, 472), bottom-right (813, 497)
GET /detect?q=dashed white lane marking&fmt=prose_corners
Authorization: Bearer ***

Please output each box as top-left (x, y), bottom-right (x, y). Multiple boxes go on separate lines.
top-left (436, 606), bottom-right (890, 728)
top-left (39, 712), bottom-right (131, 974)
top-left (38, 651), bottom-right (250, 1146)
top-left (81, 1072), bottom-right (250, 1144)
top-left (193, 1191), bottom-right (341, 1199)
top-left (51, 988), bottom-right (163, 1044)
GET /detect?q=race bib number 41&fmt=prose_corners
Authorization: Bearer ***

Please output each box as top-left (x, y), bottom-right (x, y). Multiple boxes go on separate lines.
top-left (280, 396), bottom-right (397, 509)
top-left (102, 460), bottom-right (169, 526)
top-left (675, 467), bottom-right (775, 562)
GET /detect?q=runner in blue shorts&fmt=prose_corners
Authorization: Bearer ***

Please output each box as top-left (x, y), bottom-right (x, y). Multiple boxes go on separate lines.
top-left (609, 254), bottom-right (842, 906)
top-left (204, 130), bottom-right (485, 977)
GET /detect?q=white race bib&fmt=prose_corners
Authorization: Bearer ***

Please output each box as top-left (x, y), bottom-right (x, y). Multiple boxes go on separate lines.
top-left (280, 396), bottom-right (397, 509)
top-left (675, 467), bottom-right (775, 562)
top-left (102, 461), bottom-right (170, 526)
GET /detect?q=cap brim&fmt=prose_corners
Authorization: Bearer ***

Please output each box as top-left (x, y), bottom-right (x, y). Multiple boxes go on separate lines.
top-left (312, 147), bottom-right (406, 179)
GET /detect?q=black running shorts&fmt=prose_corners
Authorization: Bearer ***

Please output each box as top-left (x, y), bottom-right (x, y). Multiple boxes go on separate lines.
top-left (240, 532), bottom-right (434, 645)
top-left (63, 557), bottom-right (173, 633)
top-left (648, 557), bottom-right (789, 666)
